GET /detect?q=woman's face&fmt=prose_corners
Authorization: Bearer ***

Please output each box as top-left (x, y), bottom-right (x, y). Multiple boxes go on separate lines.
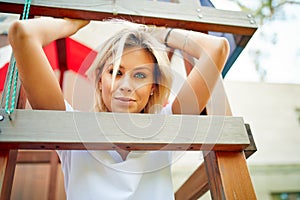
top-left (99, 47), bottom-right (156, 113)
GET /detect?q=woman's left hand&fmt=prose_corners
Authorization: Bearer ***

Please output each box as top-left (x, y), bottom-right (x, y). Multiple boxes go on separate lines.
top-left (147, 26), bottom-right (169, 44)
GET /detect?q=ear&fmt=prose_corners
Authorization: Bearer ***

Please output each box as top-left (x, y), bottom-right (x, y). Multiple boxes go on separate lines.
top-left (98, 80), bottom-right (102, 91)
top-left (150, 84), bottom-right (156, 95)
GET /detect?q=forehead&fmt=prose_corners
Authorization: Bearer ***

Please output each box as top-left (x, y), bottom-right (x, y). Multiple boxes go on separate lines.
top-left (121, 47), bottom-right (155, 70)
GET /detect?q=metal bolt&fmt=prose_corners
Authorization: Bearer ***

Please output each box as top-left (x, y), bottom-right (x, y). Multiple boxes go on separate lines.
top-left (250, 19), bottom-right (256, 24)
top-left (196, 8), bottom-right (201, 12)
top-left (197, 14), bottom-right (203, 19)
top-left (112, 7), bottom-right (118, 15)
top-left (247, 14), bottom-right (253, 18)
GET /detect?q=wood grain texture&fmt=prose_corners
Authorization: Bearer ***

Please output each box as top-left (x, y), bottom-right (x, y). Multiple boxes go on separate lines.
top-left (204, 151), bottom-right (257, 200)
top-left (175, 163), bottom-right (209, 200)
top-left (0, 0), bottom-right (257, 35)
top-left (48, 151), bottom-right (59, 200)
top-left (16, 150), bottom-right (52, 163)
top-left (174, 124), bottom-right (257, 200)
top-left (0, 150), bottom-right (17, 200)
top-left (0, 2), bottom-right (257, 198)
top-left (0, 68), bottom-right (27, 200)
top-left (0, 109), bottom-right (250, 151)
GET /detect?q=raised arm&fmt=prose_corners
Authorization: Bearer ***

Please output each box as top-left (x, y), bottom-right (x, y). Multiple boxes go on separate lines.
top-left (8, 17), bottom-right (89, 110)
top-left (165, 29), bottom-right (230, 114)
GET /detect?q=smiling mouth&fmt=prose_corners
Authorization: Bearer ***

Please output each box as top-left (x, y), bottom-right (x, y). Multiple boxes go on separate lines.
top-left (114, 97), bottom-right (136, 102)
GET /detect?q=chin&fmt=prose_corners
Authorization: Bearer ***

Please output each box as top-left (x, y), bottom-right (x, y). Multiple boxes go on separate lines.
top-left (111, 107), bottom-right (136, 113)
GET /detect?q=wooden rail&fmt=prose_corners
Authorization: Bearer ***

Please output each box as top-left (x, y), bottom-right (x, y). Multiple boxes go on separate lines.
top-left (0, 109), bottom-right (250, 151)
top-left (0, 109), bottom-right (256, 199)
top-left (0, 0), bottom-right (257, 35)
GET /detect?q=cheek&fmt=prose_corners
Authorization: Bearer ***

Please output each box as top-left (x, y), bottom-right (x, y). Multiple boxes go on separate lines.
top-left (99, 77), bottom-right (113, 107)
top-left (100, 75), bottom-right (112, 93)
top-left (135, 84), bottom-right (153, 99)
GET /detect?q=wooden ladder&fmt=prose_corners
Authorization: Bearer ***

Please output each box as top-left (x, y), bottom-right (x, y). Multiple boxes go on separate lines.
top-left (0, 1), bottom-right (257, 199)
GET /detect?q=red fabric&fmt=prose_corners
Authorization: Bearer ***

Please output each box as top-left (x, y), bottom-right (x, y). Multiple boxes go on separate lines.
top-left (0, 38), bottom-right (97, 92)
top-left (43, 41), bottom-right (59, 70)
top-left (0, 42), bottom-right (59, 92)
top-left (0, 63), bottom-right (9, 92)
top-left (42, 38), bottom-right (97, 75)
top-left (66, 37), bottom-right (97, 77)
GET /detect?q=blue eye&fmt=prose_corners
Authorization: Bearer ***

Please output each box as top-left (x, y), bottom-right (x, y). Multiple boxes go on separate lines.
top-left (134, 73), bottom-right (146, 79)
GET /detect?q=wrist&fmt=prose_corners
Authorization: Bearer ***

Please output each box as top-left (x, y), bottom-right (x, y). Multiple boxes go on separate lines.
top-left (164, 28), bottom-right (173, 47)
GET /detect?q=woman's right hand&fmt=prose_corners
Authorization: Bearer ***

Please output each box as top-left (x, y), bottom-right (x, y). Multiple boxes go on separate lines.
top-left (8, 17), bottom-right (90, 110)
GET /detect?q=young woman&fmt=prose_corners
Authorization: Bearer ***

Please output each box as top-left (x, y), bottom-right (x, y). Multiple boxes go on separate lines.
top-left (8, 17), bottom-right (229, 199)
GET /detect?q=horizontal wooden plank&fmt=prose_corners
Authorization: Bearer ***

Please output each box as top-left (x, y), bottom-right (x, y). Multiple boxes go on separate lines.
top-left (0, 0), bottom-right (257, 35)
top-left (0, 109), bottom-right (250, 151)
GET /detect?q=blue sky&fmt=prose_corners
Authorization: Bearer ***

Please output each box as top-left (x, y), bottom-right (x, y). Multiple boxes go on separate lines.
top-left (212, 0), bottom-right (300, 84)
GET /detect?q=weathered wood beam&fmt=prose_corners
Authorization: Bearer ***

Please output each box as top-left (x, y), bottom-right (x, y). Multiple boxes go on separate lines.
top-left (175, 124), bottom-right (257, 199)
top-left (0, 150), bottom-right (17, 200)
top-left (0, 83), bottom-right (27, 200)
top-left (48, 151), bottom-right (59, 200)
top-left (244, 124), bottom-right (257, 158)
top-left (0, 109), bottom-right (250, 151)
top-left (204, 151), bottom-right (257, 199)
top-left (175, 163), bottom-right (209, 200)
top-left (16, 150), bottom-right (52, 163)
top-left (0, 0), bottom-right (257, 35)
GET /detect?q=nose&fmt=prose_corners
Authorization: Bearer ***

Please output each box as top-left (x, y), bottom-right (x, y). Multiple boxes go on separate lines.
top-left (118, 75), bottom-right (133, 93)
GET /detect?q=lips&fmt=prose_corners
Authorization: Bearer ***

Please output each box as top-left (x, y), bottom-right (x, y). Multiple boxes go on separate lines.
top-left (114, 97), bottom-right (136, 102)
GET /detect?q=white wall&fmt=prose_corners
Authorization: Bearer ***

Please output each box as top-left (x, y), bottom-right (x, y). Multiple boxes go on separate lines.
top-left (224, 81), bottom-right (300, 165)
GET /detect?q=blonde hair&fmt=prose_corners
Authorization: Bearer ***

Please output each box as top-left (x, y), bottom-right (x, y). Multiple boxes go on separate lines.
top-left (87, 23), bottom-right (173, 113)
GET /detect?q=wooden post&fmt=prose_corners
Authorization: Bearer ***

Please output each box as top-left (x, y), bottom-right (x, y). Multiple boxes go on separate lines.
top-left (56, 38), bottom-right (67, 89)
top-left (204, 151), bottom-right (257, 200)
top-left (0, 59), bottom-right (28, 200)
top-left (48, 151), bottom-right (59, 200)
top-left (0, 150), bottom-right (18, 200)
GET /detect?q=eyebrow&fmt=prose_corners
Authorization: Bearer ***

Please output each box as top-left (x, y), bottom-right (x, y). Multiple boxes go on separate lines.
top-left (119, 65), bottom-right (153, 72)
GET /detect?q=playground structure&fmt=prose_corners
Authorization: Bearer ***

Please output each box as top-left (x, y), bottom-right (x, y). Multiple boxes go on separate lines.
top-left (0, 1), bottom-right (257, 199)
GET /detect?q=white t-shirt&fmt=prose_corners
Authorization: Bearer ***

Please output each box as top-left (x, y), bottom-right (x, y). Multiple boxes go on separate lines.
top-left (57, 102), bottom-right (174, 200)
